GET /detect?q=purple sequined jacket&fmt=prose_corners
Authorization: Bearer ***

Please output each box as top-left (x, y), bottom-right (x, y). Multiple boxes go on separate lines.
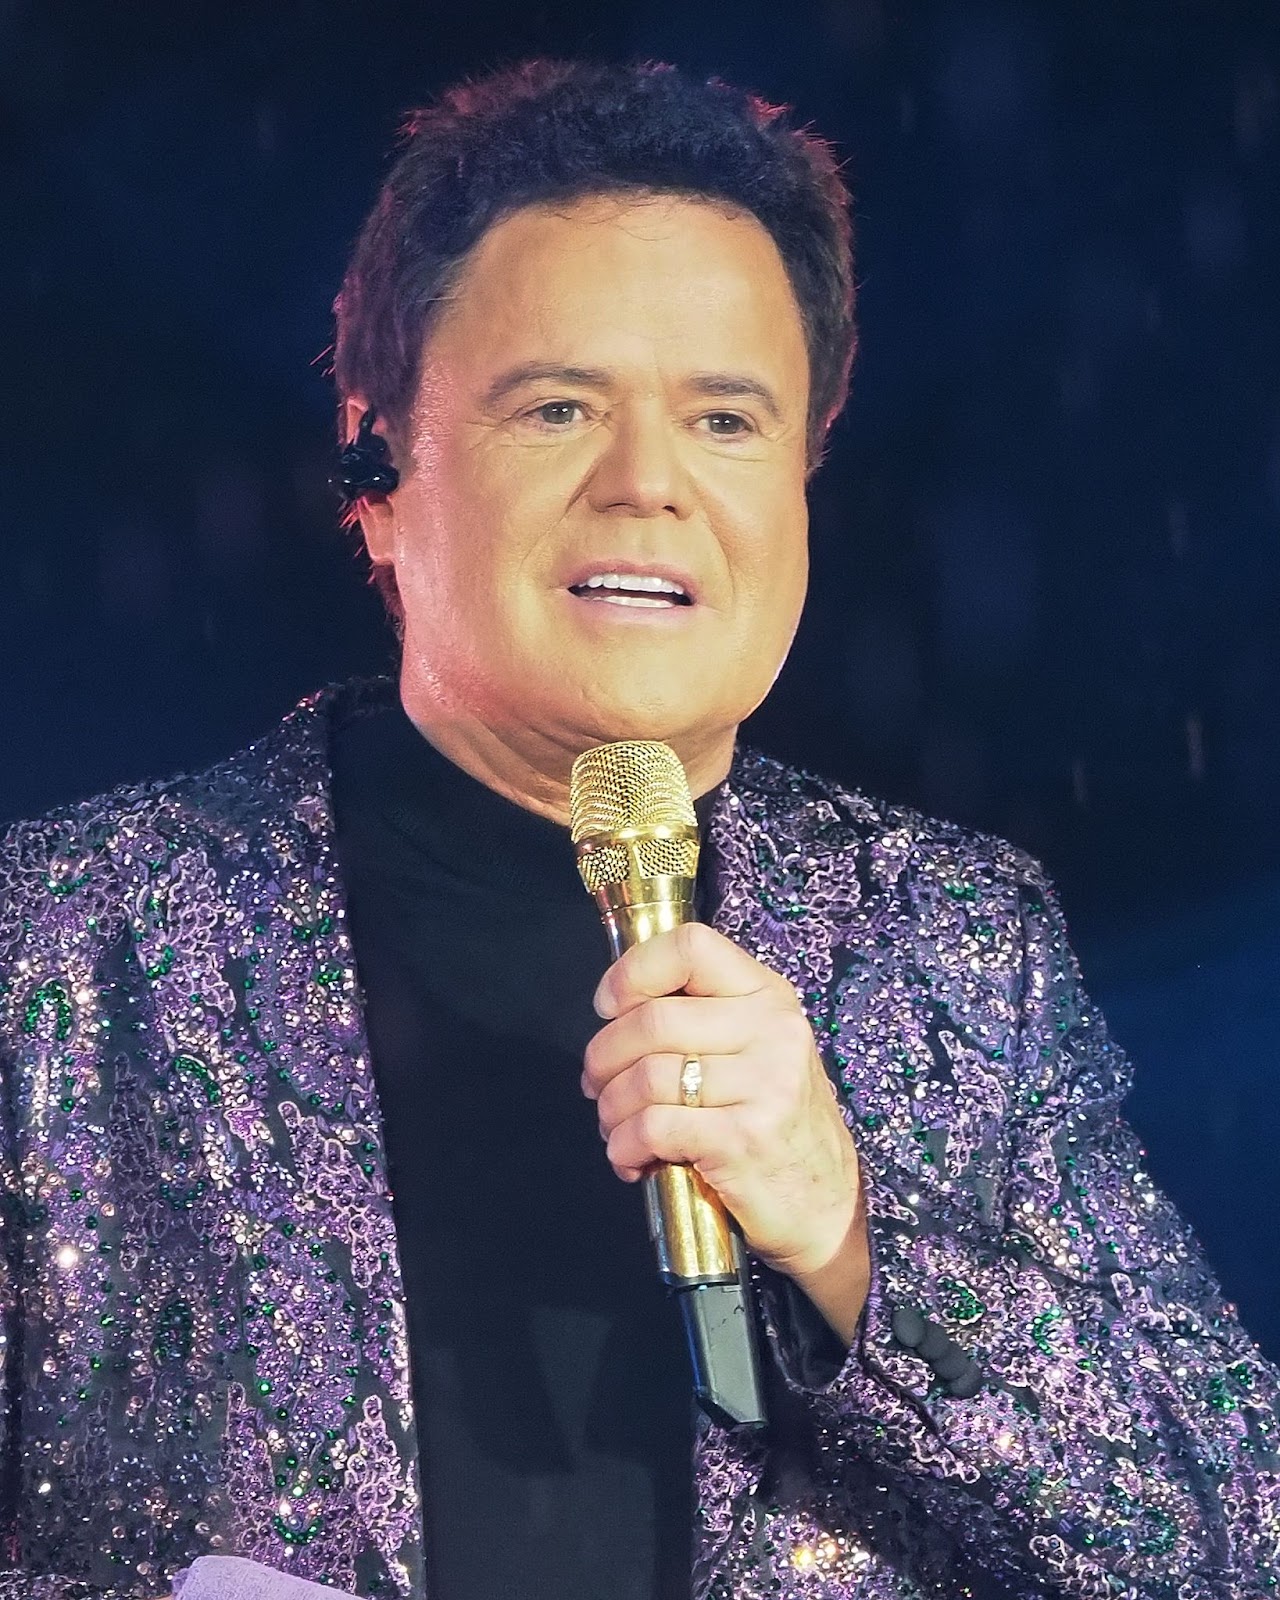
top-left (0, 680), bottom-right (1277, 1599)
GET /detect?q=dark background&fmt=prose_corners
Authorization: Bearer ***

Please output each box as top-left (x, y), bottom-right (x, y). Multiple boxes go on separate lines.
top-left (2, 1), bottom-right (1278, 1357)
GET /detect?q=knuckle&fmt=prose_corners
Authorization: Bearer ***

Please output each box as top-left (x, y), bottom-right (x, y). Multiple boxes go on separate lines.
top-left (581, 1037), bottom-right (605, 1088)
top-left (640, 998), bottom-right (673, 1048)
top-left (778, 1008), bottom-right (817, 1058)
top-left (636, 1104), bottom-right (668, 1150)
top-left (736, 1107), bottom-right (779, 1162)
top-left (595, 1082), bottom-right (618, 1132)
top-left (639, 1054), bottom-right (667, 1103)
top-left (717, 1108), bottom-right (751, 1163)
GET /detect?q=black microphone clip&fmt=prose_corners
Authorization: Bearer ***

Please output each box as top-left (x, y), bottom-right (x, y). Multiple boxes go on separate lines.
top-left (332, 407), bottom-right (400, 504)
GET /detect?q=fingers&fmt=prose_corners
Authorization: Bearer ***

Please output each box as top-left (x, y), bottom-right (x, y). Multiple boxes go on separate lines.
top-left (581, 926), bottom-right (850, 1248)
top-left (593, 1050), bottom-right (736, 1136)
top-left (603, 1103), bottom-right (735, 1183)
top-left (593, 922), bottom-right (794, 1019)
top-left (582, 992), bottom-right (759, 1096)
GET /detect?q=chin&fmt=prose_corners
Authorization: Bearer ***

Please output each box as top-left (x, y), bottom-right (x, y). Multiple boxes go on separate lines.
top-left (578, 700), bottom-right (726, 751)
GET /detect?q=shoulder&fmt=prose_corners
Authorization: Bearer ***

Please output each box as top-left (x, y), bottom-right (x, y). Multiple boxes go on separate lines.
top-left (0, 677), bottom-right (389, 963)
top-left (725, 743), bottom-right (1055, 912)
top-left (722, 748), bottom-right (1098, 1095)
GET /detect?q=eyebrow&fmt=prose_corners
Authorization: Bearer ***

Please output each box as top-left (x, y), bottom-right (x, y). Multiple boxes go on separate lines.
top-left (482, 364), bottom-right (612, 409)
top-left (685, 372), bottom-right (783, 422)
top-left (481, 362), bottom-right (784, 422)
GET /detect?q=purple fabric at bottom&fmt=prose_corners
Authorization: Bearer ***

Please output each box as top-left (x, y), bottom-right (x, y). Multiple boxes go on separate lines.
top-left (172, 1556), bottom-right (359, 1600)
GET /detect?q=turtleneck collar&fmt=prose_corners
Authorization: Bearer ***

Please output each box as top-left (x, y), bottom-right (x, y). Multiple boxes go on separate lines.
top-left (331, 696), bottom-right (720, 904)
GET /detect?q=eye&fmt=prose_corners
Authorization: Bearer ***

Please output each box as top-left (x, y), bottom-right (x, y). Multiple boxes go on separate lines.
top-left (526, 400), bottom-right (585, 428)
top-left (702, 411), bottom-right (753, 437)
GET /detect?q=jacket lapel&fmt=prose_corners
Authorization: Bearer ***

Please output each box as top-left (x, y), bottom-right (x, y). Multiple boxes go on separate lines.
top-left (141, 682), bottom-right (426, 1594)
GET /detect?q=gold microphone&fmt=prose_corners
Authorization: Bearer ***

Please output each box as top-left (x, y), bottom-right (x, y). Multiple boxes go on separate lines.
top-left (570, 740), bottom-right (765, 1428)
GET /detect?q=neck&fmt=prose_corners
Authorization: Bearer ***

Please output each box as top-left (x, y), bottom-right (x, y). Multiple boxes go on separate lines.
top-left (397, 681), bottom-right (738, 828)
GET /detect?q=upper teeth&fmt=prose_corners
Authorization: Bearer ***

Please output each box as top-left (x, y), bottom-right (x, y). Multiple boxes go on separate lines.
top-left (579, 573), bottom-right (687, 596)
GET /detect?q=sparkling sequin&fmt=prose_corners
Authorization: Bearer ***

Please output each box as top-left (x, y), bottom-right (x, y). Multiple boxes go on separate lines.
top-left (0, 678), bottom-right (1276, 1598)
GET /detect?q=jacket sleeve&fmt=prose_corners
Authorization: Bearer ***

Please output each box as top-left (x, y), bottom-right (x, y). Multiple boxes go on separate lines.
top-left (0, 1581), bottom-right (151, 1600)
top-left (761, 874), bottom-right (1280, 1597)
top-left (0, 1088), bottom-right (155, 1597)
top-left (0, 1137), bottom-right (152, 1599)
top-left (0, 831), bottom-right (152, 1600)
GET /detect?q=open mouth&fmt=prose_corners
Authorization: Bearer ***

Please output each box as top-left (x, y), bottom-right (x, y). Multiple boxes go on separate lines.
top-left (567, 574), bottom-right (694, 608)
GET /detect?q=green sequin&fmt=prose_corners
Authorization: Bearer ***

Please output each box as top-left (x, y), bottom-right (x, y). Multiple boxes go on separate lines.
top-left (143, 945), bottom-right (175, 980)
top-left (22, 980), bottom-right (74, 1041)
top-left (1032, 1308), bottom-right (1064, 1355)
top-left (173, 1052), bottom-right (222, 1106)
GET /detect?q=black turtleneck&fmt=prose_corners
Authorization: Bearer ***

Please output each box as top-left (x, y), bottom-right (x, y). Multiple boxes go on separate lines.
top-left (330, 699), bottom-right (714, 1600)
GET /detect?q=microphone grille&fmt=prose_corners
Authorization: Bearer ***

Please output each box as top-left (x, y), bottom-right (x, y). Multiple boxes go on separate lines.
top-left (569, 740), bottom-right (697, 835)
top-left (569, 741), bottom-right (699, 890)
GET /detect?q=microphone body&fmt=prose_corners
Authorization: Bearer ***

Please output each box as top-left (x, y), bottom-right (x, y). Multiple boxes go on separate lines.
top-left (570, 745), bottom-right (766, 1430)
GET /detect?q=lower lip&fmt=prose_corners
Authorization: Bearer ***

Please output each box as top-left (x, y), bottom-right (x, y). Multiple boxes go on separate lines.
top-left (562, 590), bottom-right (698, 623)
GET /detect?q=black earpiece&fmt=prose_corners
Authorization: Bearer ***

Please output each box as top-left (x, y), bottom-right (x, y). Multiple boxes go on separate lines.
top-left (332, 408), bottom-right (400, 503)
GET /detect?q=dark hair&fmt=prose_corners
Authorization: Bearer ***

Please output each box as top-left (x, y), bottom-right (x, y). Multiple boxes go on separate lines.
top-left (333, 59), bottom-right (856, 619)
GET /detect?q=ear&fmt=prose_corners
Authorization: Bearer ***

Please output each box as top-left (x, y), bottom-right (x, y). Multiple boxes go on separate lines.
top-left (341, 396), bottom-right (398, 565)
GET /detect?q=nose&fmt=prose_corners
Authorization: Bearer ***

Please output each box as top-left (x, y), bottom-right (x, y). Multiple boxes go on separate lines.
top-left (585, 404), bottom-right (693, 520)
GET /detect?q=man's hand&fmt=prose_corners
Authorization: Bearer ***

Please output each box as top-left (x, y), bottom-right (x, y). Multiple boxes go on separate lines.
top-left (582, 923), bottom-right (870, 1342)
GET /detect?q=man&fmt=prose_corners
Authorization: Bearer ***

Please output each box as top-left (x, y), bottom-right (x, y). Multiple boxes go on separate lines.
top-left (1, 59), bottom-right (1277, 1600)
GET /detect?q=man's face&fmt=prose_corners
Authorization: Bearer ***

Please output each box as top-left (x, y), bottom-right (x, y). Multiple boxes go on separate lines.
top-left (367, 193), bottom-right (812, 767)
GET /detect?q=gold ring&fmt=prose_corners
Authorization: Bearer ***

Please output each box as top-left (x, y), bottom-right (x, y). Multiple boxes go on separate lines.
top-left (679, 1054), bottom-right (703, 1109)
